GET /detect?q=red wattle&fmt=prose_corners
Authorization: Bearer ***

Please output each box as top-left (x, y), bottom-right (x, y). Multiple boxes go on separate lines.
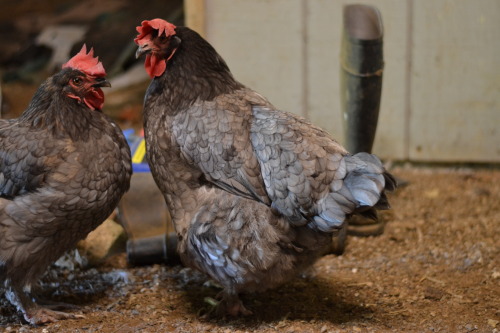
top-left (83, 88), bottom-right (105, 110)
top-left (145, 54), bottom-right (167, 78)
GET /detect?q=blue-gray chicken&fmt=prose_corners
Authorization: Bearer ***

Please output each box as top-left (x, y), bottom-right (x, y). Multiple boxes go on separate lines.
top-left (134, 19), bottom-right (396, 316)
top-left (0, 46), bottom-right (132, 324)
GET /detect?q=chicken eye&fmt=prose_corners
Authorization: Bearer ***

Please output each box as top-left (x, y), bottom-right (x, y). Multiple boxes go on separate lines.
top-left (72, 77), bottom-right (83, 86)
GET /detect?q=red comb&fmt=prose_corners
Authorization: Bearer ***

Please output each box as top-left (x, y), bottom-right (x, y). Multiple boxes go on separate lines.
top-left (134, 19), bottom-right (176, 44)
top-left (62, 44), bottom-right (106, 77)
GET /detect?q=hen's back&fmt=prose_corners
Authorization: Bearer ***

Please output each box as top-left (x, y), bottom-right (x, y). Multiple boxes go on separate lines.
top-left (249, 105), bottom-right (396, 232)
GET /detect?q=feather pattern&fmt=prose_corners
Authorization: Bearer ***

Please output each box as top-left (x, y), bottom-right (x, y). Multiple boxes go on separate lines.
top-left (0, 65), bottom-right (131, 324)
top-left (138, 22), bottom-right (396, 316)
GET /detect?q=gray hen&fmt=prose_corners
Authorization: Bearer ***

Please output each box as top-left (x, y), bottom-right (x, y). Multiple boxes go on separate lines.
top-left (0, 46), bottom-right (131, 324)
top-left (134, 19), bottom-right (396, 316)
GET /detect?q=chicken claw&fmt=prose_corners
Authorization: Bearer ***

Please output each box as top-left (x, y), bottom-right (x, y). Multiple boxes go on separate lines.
top-left (25, 307), bottom-right (85, 325)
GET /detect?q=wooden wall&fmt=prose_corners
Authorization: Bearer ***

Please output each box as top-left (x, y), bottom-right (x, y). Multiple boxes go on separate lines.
top-left (185, 0), bottom-right (500, 162)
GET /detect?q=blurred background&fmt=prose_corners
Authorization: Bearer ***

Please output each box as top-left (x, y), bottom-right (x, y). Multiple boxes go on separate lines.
top-left (1, 0), bottom-right (499, 164)
top-left (0, 0), bottom-right (183, 131)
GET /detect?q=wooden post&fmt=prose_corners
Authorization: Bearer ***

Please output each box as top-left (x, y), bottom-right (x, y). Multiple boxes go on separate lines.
top-left (184, 0), bottom-right (206, 37)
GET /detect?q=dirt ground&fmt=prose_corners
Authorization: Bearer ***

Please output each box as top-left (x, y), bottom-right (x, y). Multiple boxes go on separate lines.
top-left (0, 166), bottom-right (498, 333)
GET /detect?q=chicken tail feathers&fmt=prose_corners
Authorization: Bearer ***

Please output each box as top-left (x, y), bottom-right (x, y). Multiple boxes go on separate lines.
top-left (383, 169), bottom-right (398, 192)
top-left (344, 151), bottom-right (396, 207)
top-left (311, 152), bottom-right (396, 233)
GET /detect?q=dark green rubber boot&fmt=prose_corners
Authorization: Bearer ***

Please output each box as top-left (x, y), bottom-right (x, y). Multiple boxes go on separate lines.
top-left (341, 4), bottom-right (384, 154)
top-left (330, 4), bottom-right (384, 255)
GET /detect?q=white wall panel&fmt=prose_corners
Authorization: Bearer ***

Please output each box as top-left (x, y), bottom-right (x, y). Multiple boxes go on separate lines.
top-left (205, 0), bottom-right (306, 117)
top-left (410, 0), bottom-right (500, 162)
top-left (189, 0), bottom-right (500, 162)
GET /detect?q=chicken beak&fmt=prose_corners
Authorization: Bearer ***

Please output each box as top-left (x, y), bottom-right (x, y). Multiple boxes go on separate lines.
top-left (92, 77), bottom-right (111, 88)
top-left (135, 45), bottom-right (150, 59)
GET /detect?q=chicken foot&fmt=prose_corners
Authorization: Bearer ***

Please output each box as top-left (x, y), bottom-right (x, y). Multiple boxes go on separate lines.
top-left (5, 283), bottom-right (84, 325)
top-left (215, 290), bottom-right (252, 317)
top-left (35, 297), bottom-right (81, 311)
